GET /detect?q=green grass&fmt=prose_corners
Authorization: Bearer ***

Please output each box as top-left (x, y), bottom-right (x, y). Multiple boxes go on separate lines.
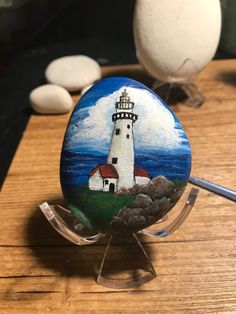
top-left (64, 179), bottom-right (188, 232)
top-left (64, 185), bottom-right (134, 232)
top-left (172, 180), bottom-right (188, 190)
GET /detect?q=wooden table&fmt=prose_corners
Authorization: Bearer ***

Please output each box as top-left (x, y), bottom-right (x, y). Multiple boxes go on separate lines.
top-left (0, 60), bottom-right (236, 313)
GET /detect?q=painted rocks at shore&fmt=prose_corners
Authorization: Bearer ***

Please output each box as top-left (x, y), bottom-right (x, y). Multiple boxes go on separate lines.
top-left (60, 77), bottom-right (191, 234)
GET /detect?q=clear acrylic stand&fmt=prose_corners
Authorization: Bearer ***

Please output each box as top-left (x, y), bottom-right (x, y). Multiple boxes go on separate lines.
top-left (96, 233), bottom-right (157, 289)
top-left (39, 202), bottom-right (104, 245)
top-left (39, 186), bottom-right (199, 288)
top-left (152, 80), bottom-right (204, 108)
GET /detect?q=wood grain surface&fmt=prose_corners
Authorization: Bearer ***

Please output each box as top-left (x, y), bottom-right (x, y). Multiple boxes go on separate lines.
top-left (0, 60), bottom-right (236, 313)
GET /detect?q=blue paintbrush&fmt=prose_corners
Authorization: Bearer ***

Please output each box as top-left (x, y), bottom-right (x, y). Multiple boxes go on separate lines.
top-left (189, 176), bottom-right (236, 202)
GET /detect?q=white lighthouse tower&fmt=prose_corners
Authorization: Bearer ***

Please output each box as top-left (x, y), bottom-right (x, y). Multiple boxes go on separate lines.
top-left (88, 89), bottom-right (150, 192)
top-left (107, 89), bottom-right (138, 190)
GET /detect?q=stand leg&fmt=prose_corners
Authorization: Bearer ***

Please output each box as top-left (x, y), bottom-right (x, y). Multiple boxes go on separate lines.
top-left (97, 233), bottom-right (156, 289)
top-left (181, 82), bottom-right (204, 108)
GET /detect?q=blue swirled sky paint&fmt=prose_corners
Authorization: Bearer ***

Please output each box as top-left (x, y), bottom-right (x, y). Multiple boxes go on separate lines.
top-left (61, 77), bottom-right (191, 188)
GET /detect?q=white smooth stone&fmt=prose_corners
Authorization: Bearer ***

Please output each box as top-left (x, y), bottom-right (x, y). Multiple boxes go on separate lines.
top-left (133, 0), bottom-right (221, 83)
top-left (80, 83), bottom-right (94, 96)
top-left (45, 55), bottom-right (101, 91)
top-left (30, 84), bottom-right (73, 114)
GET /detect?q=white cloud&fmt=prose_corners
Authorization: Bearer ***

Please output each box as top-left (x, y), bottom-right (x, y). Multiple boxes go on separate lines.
top-left (65, 86), bottom-right (185, 151)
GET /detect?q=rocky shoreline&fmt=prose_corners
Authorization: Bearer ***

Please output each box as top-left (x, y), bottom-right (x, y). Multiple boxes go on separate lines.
top-left (109, 176), bottom-right (184, 233)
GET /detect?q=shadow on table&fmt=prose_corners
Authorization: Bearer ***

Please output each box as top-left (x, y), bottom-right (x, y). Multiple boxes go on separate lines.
top-left (103, 66), bottom-right (154, 88)
top-left (25, 198), bottom-right (156, 286)
top-left (217, 70), bottom-right (236, 87)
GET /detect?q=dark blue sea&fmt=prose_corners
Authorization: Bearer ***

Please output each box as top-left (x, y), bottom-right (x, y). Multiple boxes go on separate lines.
top-left (60, 149), bottom-right (191, 187)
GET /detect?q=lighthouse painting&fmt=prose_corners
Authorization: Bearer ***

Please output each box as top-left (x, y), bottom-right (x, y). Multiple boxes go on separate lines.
top-left (88, 89), bottom-right (150, 193)
top-left (60, 77), bottom-right (192, 232)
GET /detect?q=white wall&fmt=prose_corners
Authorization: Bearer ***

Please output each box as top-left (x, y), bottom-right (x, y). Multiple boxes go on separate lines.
top-left (135, 176), bottom-right (150, 185)
top-left (89, 170), bottom-right (103, 190)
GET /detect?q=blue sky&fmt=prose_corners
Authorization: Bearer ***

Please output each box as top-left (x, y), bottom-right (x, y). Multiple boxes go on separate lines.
top-left (63, 77), bottom-right (190, 155)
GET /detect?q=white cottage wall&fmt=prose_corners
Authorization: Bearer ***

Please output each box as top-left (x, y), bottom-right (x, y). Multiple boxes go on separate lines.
top-left (135, 176), bottom-right (150, 185)
top-left (88, 170), bottom-right (103, 190)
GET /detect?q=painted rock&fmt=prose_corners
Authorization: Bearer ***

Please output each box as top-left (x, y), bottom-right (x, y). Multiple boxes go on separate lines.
top-left (60, 77), bottom-right (191, 234)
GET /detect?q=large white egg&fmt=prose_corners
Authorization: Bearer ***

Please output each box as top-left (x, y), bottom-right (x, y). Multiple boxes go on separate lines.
top-left (133, 0), bottom-right (221, 83)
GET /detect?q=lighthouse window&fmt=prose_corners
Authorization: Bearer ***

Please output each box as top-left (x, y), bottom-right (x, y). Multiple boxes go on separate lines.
top-left (115, 128), bottom-right (120, 135)
top-left (126, 134), bottom-right (130, 139)
top-left (127, 124), bottom-right (130, 129)
top-left (112, 157), bottom-right (118, 164)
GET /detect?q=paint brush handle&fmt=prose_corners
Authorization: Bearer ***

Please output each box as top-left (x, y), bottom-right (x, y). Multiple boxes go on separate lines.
top-left (189, 176), bottom-right (236, 202)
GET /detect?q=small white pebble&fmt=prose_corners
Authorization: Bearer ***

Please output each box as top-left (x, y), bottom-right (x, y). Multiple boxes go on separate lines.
top-left (29, 84), bottom-right (73, 114)
top-left (45, 55), bottom-right (101, 91)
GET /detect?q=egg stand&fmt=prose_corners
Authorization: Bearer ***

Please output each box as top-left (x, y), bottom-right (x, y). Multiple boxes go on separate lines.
top-left (152, 80), bottom-right (205, 108)
top-left (39, 187), bottom-right (198, 289)
top-left (152, 59), bottom-right (205, 108)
